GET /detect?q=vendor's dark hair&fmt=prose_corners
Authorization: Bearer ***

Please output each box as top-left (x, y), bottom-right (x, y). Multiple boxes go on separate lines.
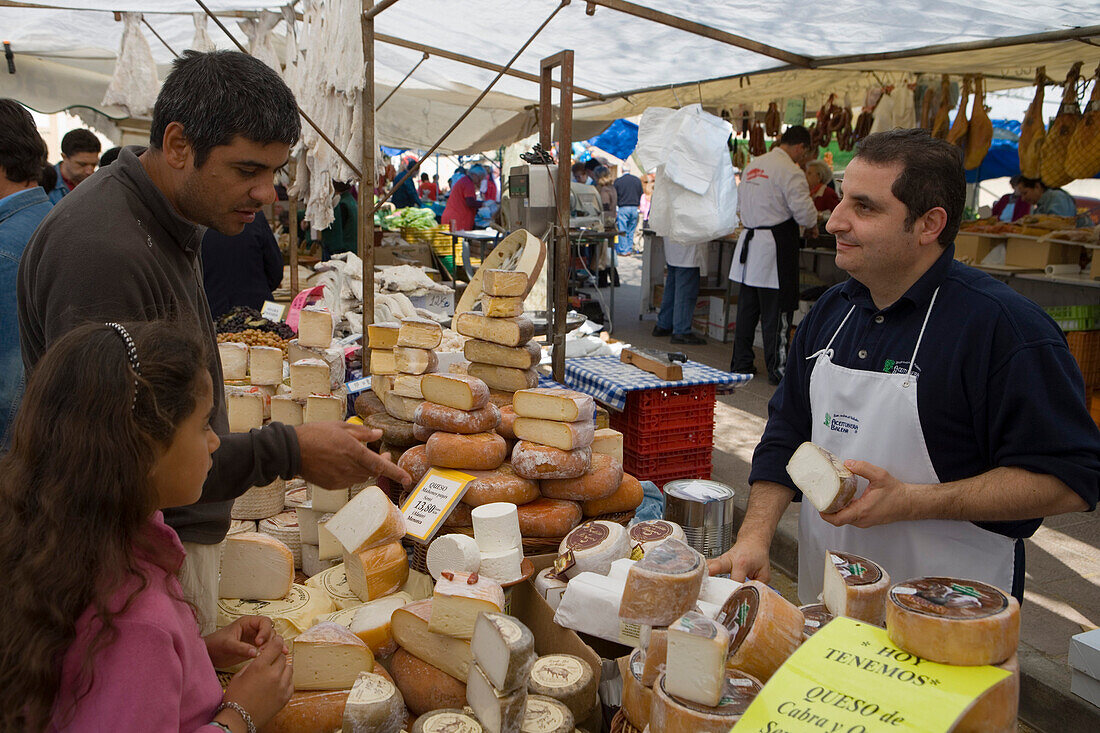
top-left (60, 128), bottom-right (101, 157)
top-left (780, 125), bottom-right (812, 147)
top-left (0, 321), bottom-right (208, 730)
top-left (0, 99), bottom-right (48, 184)
top-left (854, 128), bottom-right (965, 248)
top-left (150, 50), bottom-right (301, 167)
top-left (1018, 176), bottom-right (1044, 190)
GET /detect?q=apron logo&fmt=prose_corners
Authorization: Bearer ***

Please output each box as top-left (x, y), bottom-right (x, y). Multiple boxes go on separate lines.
top-left (883, 358), bottom-right (896, 373)
top-left (823, 412), bottom-right (860, 435)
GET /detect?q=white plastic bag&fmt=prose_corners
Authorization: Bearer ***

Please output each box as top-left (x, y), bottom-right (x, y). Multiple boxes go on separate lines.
top-left (101, 13), bottom-right (158, 117)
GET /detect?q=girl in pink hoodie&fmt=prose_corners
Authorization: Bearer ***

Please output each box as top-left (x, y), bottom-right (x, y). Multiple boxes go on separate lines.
top-left (0, 322), bottom-right (293, 732)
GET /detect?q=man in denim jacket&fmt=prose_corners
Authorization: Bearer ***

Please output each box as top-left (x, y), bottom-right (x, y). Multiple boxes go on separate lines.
top-left (0, 99), bottom-right (52, 447)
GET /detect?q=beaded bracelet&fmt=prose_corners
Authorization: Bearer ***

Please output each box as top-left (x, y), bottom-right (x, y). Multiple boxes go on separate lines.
top-left (216, 701), bottom-right (256, 733)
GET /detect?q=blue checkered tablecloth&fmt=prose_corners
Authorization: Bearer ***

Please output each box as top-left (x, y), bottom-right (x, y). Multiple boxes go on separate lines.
top-left (561, 355), bottom-right (752, 411)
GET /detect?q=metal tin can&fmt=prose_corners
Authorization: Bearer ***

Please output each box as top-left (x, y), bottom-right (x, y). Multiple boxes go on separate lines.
top-left (662, 479), bottom-right (737, 559)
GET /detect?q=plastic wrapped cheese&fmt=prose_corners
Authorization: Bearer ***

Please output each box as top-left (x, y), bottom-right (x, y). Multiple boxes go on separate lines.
top-left (344, 542), bottom-right (410, 603)
top-left (618, 539), bottom-right (705, 626)
top-left (217, 584), bottom-right (334, 649)
top-left (292, 621), bottom-right (375, 690)
top-left (716, 580), bottom-right (804, 682)
top-left (823, 550), bottom-right (890, 626)
top-left (533, 568), bottom-right (568, 610)
top-left (627, 520), bottom-right (686, 555)
top-left (553, 571), bottom-right (634, 646)
top-left (305, 563), bottom-right (362, 610)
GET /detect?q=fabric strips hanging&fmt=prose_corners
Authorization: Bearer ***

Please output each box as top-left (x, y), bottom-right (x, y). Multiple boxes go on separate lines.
top-left (101, 12), bottom-right (158, 117)
top-left (190, 12), bottom-right (216, 53)
top-left (238, 10), bottom-right (283, 74)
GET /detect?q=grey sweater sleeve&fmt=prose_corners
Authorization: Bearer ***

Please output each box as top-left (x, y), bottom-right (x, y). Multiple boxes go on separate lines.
top-left (197, 423), bottom-right (302, 505)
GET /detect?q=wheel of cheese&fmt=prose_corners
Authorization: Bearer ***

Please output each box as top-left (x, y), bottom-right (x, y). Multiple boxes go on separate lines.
top-left (799, 603), bottom-right (835, 640)
top-left (488, 389), bottom-right (514, 408)
top-left (954, 653), bottom-right (1019, 733)
top-left (581, 472), bottom-right (643, 516)
top-left (822, 550), bottom-right (890, 626)
top-left (411, 709), bottom-right (484, 733)
top-left (527, 654), bottom-right (597, 721)
top-left (389, 647), bottom-right (467, 715)
top-left (377, 442), bottom-right (406, 464)
top-left (462, 464), bottom-right (540, 507)
top-left (260, 690), bottom-right (348, 733)
top-left (511, 441), bottom-right (591, 480)
top-left (397, 445), bottom-right (431, 486)
top-left (415, 401), bottom-right (501, 434)
top-left (497, 405), bottom-right (518, 440)
top-left (443, 502), bottom-right (474, 528)
top-left (638, 626), bottom-right (668, 686)
top-left (619, 539), bottom-right (705, 625)
top-left (516, 498), bottom-right (582, 537)
top-left (885, 577), bottom-right (1020, 666)
top-left (540, 454), bottom-right (623, 502)
top-left (426, 431), bottom-right (507, 470)
top-left (557, 520), bottom-right (630, 579)
top-left (412, 423), bottom-right (435, 442)
top-left (717, 579), bottom-right (805, 682)
top-left (521, 695), bottom-right (574, 733)
top-left (650, 669), bottom-right (762, 733)
top-left (366, 412), bottom-right (418, 447)
top-left (354, 391), bottom-right (387, 420)
top-left (628, 520), bottom-right (686, 555)
top-left (619, 651), bottom-right (653, 730)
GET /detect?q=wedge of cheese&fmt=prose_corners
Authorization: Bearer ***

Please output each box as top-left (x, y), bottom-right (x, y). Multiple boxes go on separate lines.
top-left (392, 374), bottom-right (425, 399)
top-left (219, 532), bottom-right (293, 600)
top-left (298, 308), bottom-right (335, 349)
top-left (482, 268), bottom-right (529, 297)
top-left (397, 317), bottom-right (443, 349)
top-left (383, 391), bottom-right (423, 422)
top-left (344, 542), bottom-right (409, 603)
top-left (227, 391), bottom-right (264, 433)
top-left (513, 417), bottom-right (594, 451)
top-left (464, 339), bottom-right (542, 370)
top-left (428, 571), bottom-right (505, 639)
top-left (248, 345), bottom-right (284, 385)
top-left (480, 294), bottom-right (524, 318)
top-left (420, 373), bottom-right (490, 410)
top-left (347, 594), bottom-right (412, 657)
top-left (823, 550), bottom-right (890, 626)
top-left (367, 322), bottom-right (401, 349)
top-left (468, 363), bottom-right (539, 393)
top-left (467, 662), bottom-right (527, 733)
top-left (218, 342), bottom-right (248, 380)
top-left (786, 442), bottom-right (858, 514)
top-left (291, 358), bottom-right (332, 400)
top-left (513, 388), bottom-right (595, 423)
top-left (325, 486), bottom-right (405, 555)
top-left (390, 599), bottom-right (473, 681)
top-left (292, 621), bottom-right (374, 690)
top-left (590, 428), bottom-right (623, 463)
top-left (455, 312), bottom-right (534, 348)
top-left (664, 611), bottom-right (730, 707)
top-left (394, 346), bottom-right (438, 375)
top-left (305, 393), bottom-right (345, 424)
top-left (271, 394), bottom-right (304, 426)
top-left (472, 612), bottom-right (536, 692)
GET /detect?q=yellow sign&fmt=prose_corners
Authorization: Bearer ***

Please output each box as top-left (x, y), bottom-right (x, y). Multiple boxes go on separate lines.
top-left (733, 616), bottom-right (1010, 733)
top-left (400, 468), bottom-right (473, 543)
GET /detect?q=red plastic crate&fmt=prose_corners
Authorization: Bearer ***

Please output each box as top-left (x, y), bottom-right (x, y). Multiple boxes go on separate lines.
top-left (611, 383), bottom-right (718, 453)
top-left (612, 416), bottom-right (715, 453)
top-left (619, 384), bottom-right (717, 428)
top-left (1068, 330), bottom-right (1100, 390)
top-left (623, 445), bottom-right (712, 487)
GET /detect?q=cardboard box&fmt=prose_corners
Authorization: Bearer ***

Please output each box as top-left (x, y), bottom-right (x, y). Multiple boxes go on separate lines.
top-left (707, 295), bottom-right (737, 343)
top-left (954, 232), bottom-right (1004, 263)
top-left (1004, 235), bottom-right (1082, 269)
top-left (1070, 629), bottom-right (1100, 708)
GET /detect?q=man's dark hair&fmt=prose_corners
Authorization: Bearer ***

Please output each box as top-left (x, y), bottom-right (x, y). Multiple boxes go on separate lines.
top-left (60, 128), bottom-right (101, 157)
top-left (571, 162), bottom-right (585, 174)
top-left (150, 50), bottom-right (300, 167)
top-left (1009, 174), bottom-right (1023, 187)
top-left (39, 164), bottom-right (57, 194)
top-left (1018, 176), bottom-right (1044, 191)
top-left (584, 158), bottom-right (600, 172)
top-left (779, 125), bottom-right (811, 147)
top-left (0, 99), bottom-right (48, 184)
top-left (854, 128), bottom-right (965, 248)
top-left (420, 172), bottom-right (429, 181)
top-left (99, 147), bottom-right (122, 167)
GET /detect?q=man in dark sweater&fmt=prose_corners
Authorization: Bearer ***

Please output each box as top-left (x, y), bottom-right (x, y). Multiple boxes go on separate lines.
top-left (18, 51), bottom-right (409, 633)
top-left (201, 210), bottom-right (284, 319)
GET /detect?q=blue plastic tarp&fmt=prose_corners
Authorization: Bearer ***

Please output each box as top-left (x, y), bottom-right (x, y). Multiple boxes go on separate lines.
top-left (586, 118), bottom-right (640, 161)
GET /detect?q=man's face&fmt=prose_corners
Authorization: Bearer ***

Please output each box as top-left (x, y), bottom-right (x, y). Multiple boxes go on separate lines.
top-left (60, 152), bottom-right (99, 184)
top-left (826, 158), bottom-right (926, 285)
top-left (176, 136), bottom-right (288, 235)
top-left (1019, 184), bottom-right (1042, 204)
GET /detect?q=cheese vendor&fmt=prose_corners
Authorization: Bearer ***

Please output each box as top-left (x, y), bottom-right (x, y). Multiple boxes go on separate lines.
top-left (708, 129), bottom-right (1100, 604)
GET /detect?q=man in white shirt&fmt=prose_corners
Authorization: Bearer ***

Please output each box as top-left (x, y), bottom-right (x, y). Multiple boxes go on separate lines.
top-left (729, 126), bottom-right (818, 384)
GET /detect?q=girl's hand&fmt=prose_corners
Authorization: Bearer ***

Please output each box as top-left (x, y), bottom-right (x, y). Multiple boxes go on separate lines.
top-left (204, 616), bottom-right (285, 669)
top-left (220, 636), bottom-right (294, 730)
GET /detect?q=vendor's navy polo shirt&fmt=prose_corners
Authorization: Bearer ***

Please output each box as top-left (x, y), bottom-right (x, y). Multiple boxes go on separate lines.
top-left (750, 243), bottom-right (1100, 542)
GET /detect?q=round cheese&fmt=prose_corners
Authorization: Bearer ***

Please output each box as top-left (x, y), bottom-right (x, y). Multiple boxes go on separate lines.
top-left (261, 689), bottom-right (348, 733)
top-left (541, 454), bottom-right (623, 502)
top-left (420, 373), bottom-right (491, 411)
top-left (885, 577), bottom-right (1020, 666)
top-left (415, 401), bottom-right (501, 434)
top-left (517, 498), bottom-right (583, 538)
top-left (478, 545), bottom-right (524, 584)
top-left (471, 502), bottom-right (523, 553)
top-left (426, 431), bottom-right (508, 470)
top-left (390, 647), bottom-right (467, 715)
top-left (217, 584), bottom-right (334, 647)
top-left (799, 603), bottom-right (835, 640)
top-left (354, 391), bottom-right (386, 420)
top-left (627, 520), bottom-right (686, 555)
top-left (511, 441), bottom-right (591, 480)
top-left (581, 472), bottom-right (643, 516)
top-left (227, 519), bottom-right (257, 536)
top-left (557, 520), bottom-right (630, 579)
top-left (497, 404), bottom-right (518, 440)
top-left (444, 502), bottom-right (474, 528)
top-left (619, 650), bottom-right (653, 730)
top-left (954, 653), bottom-right (1019, 733)
top-left (521, 695), bottom-right (575, 733)
top-left (411, 709), bottom-right (484, 733)
top-left (284, 483), bottom-right (310, 509)
top-left (527, 654), bottom-right (597, 720)
top-left (259, 510), bottom-right (302, 569)
top-left (650, 669), bottom-right (762, 733)
top-left (342, 671), bottom-right (405, 733)
top-left (717, 580), bottom-right (805, 682)
top-left (366, 412), bottom-right (418, 447)
top-left (426, 533), bottom-right (482, 580)
top-left (397, 444), bottom-right (431, 486)
top-left (618, 539), bottom-right (705, 625)
top-left (463, 464), bottom-right (539, 507)
top-left (822, 550), bottom-right (890, 626)
top-left (412, 423), bottom-right (436, 442)
top-left (305, 563), bottom-right (363, 610)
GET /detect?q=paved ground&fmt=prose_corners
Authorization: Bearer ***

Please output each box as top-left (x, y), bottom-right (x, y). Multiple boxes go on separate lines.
top-left (596, 252), bottom-right (1097, 732)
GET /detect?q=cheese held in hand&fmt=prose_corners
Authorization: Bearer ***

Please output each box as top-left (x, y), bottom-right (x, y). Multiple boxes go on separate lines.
top-left (786, 441), bottom-right (858, 513)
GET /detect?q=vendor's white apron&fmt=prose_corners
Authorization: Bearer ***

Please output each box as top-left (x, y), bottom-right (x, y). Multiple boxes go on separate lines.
top-left (797, 289), bottom-right (1017, 604)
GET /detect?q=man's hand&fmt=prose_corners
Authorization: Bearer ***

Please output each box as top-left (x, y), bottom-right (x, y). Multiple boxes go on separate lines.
top-left (707, 537), bottom-right (772, 583)
top-left (820, 460), bottom-right (913, 528)
top-left (295, 422), bottom-right (411, 488)
top-left (204, 615), bottom-right (284, 669)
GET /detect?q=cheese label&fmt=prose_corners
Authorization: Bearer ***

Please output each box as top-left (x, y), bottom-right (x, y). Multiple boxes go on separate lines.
top-left (563, 521), bottom-right (610, 549)
top-left (261, 300), bottom-right (287, 321)
top-left (420, 712), bottom-right (483, 732)
top-left (400, 468), bottom-right (474, 543)
top-left (619, 620), bottom-right (642, 645)
top-left (522, 698), bottom-right (568, 731)
top-left (889, 577), bottom-right (1009, 619)
top-left (495, 616), bottom-right (524, 644)
top-left (345, 377), bottom-right (372, 395)
top-left (530, 656), bottom-right (585, 689)
top-left (348, 675), bottom-right (395, 703)
top-left (218, 584), bottom-right (312, 614)
top-left (629, 543), bottom-right (645, 561)
top-left (830, 551), bottom-right (882, 586)
top-left (734, 616), bottom-right (1013, 732)
top-left (629, 520), bottom-right (674, 543)
top-left (552, 550), bottom-right (576, 576)
top-left (717, 585), bottom-right (759, 650)
top-left (314, 566), bottom-right (358, 604)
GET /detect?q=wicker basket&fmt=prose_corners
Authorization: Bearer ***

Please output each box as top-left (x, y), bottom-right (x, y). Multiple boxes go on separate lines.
top-left (610, 709), bottom-right (642, 733)
top-left (231, 478), bottom-right (286, 520)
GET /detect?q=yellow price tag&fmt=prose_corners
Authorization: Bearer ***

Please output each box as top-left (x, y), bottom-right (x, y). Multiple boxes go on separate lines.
top-left (733, 616), bottom-right (1011, 733)
top-left (399, 468), bottom-right (473, 544)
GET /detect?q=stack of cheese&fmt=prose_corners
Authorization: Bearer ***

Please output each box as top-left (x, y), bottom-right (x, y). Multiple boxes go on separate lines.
top-left (410, 373), bottom-right (511, 482)
top-left (277, 307), bottom-right (347, 427)
top-left (221, 340), bottom-right (284, 433)
top-left (367, 317), bottom-right (444, 459)
top-left (424, 502), bottom-right (525, 585)
top-left (465, 611), bottom-right (537, 733)
top-left (456, 268), bottom-right (541, 393)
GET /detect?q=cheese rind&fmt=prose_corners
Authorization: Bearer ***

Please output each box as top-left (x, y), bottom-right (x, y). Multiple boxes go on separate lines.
top-left (517, 498), bottom-right (583, 537)
top-left (398, 317), bottom-right (443, 349)
top-left (462, 464), bottom-right (539, 507)
top-left (513, 417), bottom-right (594, 452)
top-left (219, 531), bottom-right (294, 600)
top-left (416, 401), bottom-right (501, 434)
top-left (394, 346), bottom-right (438, 375)
top-left (421, 373), bottom-right (491, 410)
top-left (367, 321), bottom-right (401, 349)
top-left (541, 454), bottom-right (623, 501)
top-left (557, 520), bottom-right (630, 579)
top-left (464, 339), bottom-right (542, 370)
top-left (471, 502), bottom-right (523, 553)
top-left (262, 689), bottom-right (348, 733)
top-left (639, 626), bottom-right (667, 686)
top-left (527, 654), bottom-right (597, 721)
top-left (716, 580), bottom-right (805, 682)
top-left (954, 653), bottom-right (1019, 733)
top-left (885, 577), bottom-right (1020, 666)
top-left (218, 342), bottom-right (248, 380)
top-left (513, 389), bottom-right (595, 423)
top-left (520, 695), bottom-right (574, 733)
top-left (343, 543), bottom-right (409, 603)
top-left (391, 599), bottom-right (473, 681)
top-left (534, 568), bottom-right (568, 610)
top-left (511, 442), bottom-right (591, 480)
top-left (482, 269), bottom-right (529, 297)
top-left (467, 661), bottom-right (528, 733)
top-left (456, 312), bottom-right (535, 348)
top-left (468, 363), bottom-right (539, 393)
top-left (619, 539), bottom-right (705, 625)
top-left (383, 391), bottom-right (423, 422)
top-left (366, 411), bottom-right (418, 447)
top-left (619, 652), bottom-right (652, 731)
top-left (342, 671), bottom-right (405, 733)
top-left (590, 428), bottom-right (623, 463)
top-left (426, 431), bottom-right (508, 470)
top-left (298, 308), bottom-right (335, 348)
top-left (472, 612), bottom-right (536, 692)
top-left (497, 405), bottom-right (517, 440)
top-left (216, 584), bottom-right (334, 648)
top-left (248, 345), bottom-right (284, 385)
top-left (650, 669), bottom-right (762, 733)
top-left (822, 550), bottom-right (890, 626)
top-left (428, 571), bottom-right (506, 639)
top-left (392, 374), bottom-right (425, 399)
top-left (325, 486), bottom-right (405, 555)
top-left (397, 444), bottom-right (432, 486)
top-left (799, 603), bottom-right (835, 639)
top-left (291, 621), bottom-right (375, 690)
top-left (390, 647), bottom-right (468, 715)
top-left (426, 533), bottom-right (483, 580)
top-left (411, 709), bottom-right (484, 733)
top-left (628, 520), bottom-right (687, 556)
top-left (786, 442), bottom-right (858, 514)
top-left (664, 611), bottom-right (731, 707)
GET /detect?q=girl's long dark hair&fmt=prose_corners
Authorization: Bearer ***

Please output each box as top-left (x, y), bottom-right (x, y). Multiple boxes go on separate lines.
top-left (0, 321), bottom-right (207, 730)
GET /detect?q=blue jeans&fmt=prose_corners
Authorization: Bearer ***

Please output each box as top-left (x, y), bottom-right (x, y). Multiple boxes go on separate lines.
top-left (616, 206), bottom-right (639, 255)
top-left (657, 265), bottom-right (701, 336)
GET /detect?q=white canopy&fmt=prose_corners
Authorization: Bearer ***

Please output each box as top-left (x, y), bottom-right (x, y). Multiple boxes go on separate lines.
top-left (3, 0), bottom-right (1100, 154)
